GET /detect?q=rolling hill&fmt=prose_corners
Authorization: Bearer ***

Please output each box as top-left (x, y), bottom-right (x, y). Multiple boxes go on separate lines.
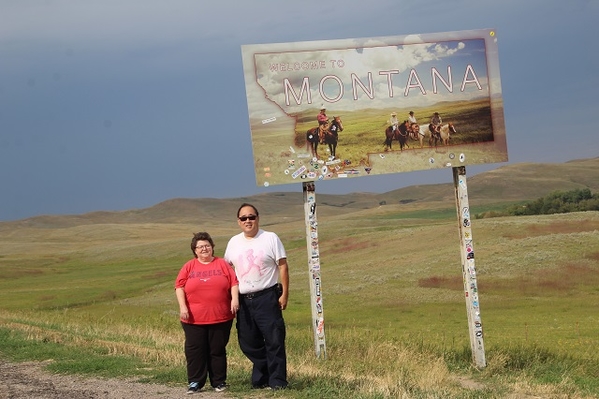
top-left (2, 157), bottom-right (598, 229)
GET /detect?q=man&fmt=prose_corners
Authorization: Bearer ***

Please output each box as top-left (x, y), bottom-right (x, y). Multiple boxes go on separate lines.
top-left (316, 107), bottom-right (329, 144)
top-left (407, 111), bottom-right (419, 140)
top-left (430, 112), bottom-right (442, 132)
top-left (388, 112), bottom-right (399, 132)
top-left (428, 112), bottom-right (443, 136)
top-left (408, 111), bottom-right (417, 125)
top-left (224, 203), bottom-right (289, 390)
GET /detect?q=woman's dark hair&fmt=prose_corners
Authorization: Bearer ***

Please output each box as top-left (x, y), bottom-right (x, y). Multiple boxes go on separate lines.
top-left (237, 202), bottom-right (259, 218)
top-left (190, 232), bottom-right (215, 258)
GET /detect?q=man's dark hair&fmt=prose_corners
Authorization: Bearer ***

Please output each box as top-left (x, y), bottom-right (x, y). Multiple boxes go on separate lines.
top-left (237, 203), bottom-right (259, 218)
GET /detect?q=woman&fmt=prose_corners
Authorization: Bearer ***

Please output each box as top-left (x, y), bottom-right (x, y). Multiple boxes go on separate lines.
top-left (175, 232), bottom-right (239, 394)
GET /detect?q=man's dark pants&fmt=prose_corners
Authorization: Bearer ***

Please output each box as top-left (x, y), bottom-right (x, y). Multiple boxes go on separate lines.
top-left (237, 287), bottom-right (288, 388)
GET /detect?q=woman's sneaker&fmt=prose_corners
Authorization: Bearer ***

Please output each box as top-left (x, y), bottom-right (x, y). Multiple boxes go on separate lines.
top-left (214, 383), bottom-right (228, 392)
top-left (187, 382), bottom-right (200, 394)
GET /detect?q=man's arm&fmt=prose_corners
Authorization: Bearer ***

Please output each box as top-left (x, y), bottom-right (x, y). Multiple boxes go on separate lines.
top-left (277, 258), bottom-right (289, 310)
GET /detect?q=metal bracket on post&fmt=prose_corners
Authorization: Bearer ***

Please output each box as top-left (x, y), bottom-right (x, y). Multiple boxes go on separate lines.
top-left (302, 181), bottom-right (326, 358)
top-left (453, 166), bottom-right (486, 368)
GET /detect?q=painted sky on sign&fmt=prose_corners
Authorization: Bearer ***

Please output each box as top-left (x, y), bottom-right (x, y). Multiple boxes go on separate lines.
top-left (249, 36), bottom-right (490, 116)
top-left (1, 0), bottom-right (598, 221)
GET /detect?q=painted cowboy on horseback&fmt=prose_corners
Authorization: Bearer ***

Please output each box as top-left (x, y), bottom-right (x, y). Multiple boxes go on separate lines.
top-left (388, 112), bottom-right (399, 133)
top-left (317, 107), bottom-right (329, 144)
top-left (429, 112), bottom-right (443, 141)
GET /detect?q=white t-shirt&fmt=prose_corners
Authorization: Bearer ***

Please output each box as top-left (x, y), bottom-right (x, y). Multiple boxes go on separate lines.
top-left (224, 229), bottom-right (286, 294)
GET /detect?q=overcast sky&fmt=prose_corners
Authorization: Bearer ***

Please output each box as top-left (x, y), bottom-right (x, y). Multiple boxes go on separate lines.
top-left (1, 0), bottom-right (598, 221)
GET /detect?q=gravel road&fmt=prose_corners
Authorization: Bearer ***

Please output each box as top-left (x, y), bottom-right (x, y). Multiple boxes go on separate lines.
top-left (0, 359), bottom-right (227, 399)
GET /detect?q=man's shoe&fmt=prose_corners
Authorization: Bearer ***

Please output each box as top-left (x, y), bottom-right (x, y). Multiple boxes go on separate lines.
top-left (214, 383), bottom-right (228, 392)
top-left (251, 383), bottom-right (269, 389)
top-left (187, 382), bottom-right (200, 394)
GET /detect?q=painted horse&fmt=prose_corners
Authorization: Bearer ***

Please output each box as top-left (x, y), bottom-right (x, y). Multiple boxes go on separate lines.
top-left (412, 124), bottom-right (426, 148)
top-left (307, 116), bottom-right (343, 159)
top-left (384, 120), bottom-right (412, 151)
top-left (429, 123), bottom-right (457, 147)
top-left (408, 123), bottom-right (423, 148)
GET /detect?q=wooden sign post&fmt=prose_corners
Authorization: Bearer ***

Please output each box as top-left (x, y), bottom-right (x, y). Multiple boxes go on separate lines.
top-left (302, 181), bottom-right (326, 358)
top-left (453, 166), bottom-right (486, 368)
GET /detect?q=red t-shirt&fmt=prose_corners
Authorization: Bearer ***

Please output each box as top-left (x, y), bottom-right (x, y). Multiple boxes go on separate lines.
top-left (175, 257), bottom-right (239, 325)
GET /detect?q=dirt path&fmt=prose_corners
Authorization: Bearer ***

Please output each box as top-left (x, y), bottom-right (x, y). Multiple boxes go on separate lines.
top-left (0, 359), bottom-right (226, 399)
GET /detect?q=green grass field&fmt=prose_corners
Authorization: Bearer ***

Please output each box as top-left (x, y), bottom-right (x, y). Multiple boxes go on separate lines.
top-left (1, 194), bottom-right (598, 398)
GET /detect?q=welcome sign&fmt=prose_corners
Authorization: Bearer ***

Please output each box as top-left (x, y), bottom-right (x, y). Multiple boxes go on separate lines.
top-left (241, 29), bottom-right (507, 188)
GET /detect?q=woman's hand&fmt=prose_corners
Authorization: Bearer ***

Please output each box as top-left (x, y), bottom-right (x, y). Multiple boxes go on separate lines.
top-left (179, 308), bottom-right (189, 320)
top-left (230, 299), bottom-right (240, 315)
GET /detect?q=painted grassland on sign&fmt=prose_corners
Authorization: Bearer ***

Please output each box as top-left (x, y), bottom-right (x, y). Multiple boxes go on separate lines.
top-left (241, 29), bottom-right (507, 188)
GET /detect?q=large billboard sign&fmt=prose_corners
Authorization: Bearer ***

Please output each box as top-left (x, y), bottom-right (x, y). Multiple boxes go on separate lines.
top-left (241, 29), bottom-right (507, 188)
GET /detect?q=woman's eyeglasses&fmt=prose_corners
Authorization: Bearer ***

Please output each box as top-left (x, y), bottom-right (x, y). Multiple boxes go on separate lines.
top-left (195, 245), bottom-right (212, 250)
top-left (238, 215), bottom-right (257, 222)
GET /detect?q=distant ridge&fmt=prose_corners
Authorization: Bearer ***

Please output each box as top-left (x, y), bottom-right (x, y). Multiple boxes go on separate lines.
top-left (3, 157), bottom-right (598, 228)
top-left (380, 157), bottom-right (599, 203)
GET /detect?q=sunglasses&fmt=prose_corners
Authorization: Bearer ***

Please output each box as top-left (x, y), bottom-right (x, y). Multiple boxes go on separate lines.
top-left (238, 215), bottom-right (257, 222)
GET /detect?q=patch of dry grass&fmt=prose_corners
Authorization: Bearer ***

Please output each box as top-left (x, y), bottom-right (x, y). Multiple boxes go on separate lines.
top-left (503, 219), bottom-right (599, 239)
